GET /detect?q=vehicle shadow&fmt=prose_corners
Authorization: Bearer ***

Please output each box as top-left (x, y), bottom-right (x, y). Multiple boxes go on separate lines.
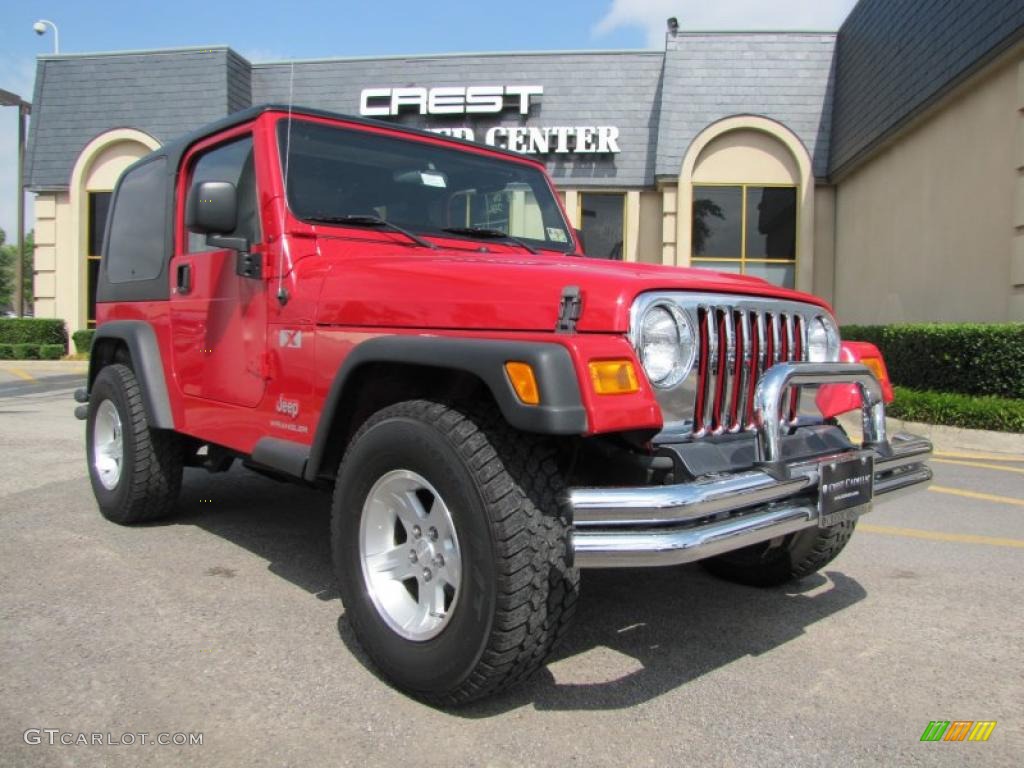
top-left (172, 465), bottom-right (867, 713)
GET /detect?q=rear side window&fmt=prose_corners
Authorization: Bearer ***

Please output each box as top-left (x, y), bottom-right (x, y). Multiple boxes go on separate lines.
top-left (105, 157), bottom-right (168, 283)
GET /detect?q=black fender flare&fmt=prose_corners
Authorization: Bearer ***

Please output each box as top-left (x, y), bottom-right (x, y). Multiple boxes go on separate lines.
top-left (304, 336), bottom-right (588, 482)
top-left (89, 320), bottom-right (175, 430)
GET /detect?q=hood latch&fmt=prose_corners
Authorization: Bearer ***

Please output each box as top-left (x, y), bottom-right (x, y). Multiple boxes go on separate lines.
top-left (555, 285), bottom-right (582, 334)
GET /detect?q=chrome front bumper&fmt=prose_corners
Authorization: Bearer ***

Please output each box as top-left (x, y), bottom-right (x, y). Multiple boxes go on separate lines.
top-left (569, 362), bottom-right (933, 568)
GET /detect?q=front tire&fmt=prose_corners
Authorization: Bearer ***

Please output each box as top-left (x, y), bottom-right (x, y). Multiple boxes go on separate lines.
top-left (332, 399), bottom-right (578, 705)
top-left (86, 363), bottom-right (184, 524)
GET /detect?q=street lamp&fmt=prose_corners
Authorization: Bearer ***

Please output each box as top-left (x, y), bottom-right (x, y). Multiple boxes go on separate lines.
top-left (0, 89), bottom-right (31, 318)
top-left (33, 19), bottom-right (60, 54)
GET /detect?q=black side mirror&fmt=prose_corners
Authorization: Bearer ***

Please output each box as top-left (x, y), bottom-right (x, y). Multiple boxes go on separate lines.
top-left (185, 181), bottom-right (248, 253)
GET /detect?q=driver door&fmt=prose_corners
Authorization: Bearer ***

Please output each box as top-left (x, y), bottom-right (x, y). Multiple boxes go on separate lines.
top-left (171, 132), bottom-right (267, 408)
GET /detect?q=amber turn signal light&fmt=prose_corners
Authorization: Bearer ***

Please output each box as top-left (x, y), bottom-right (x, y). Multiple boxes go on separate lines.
top-left (862, 356), bottom-right (887, 383)
top-left (588, 360), bottom-right (639, 395)
top-left (504, 362), bottom-right (541, 405)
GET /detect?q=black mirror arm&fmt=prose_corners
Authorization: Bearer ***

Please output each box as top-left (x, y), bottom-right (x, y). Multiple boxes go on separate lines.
top-left (205, 233), bottom-right (249, 253)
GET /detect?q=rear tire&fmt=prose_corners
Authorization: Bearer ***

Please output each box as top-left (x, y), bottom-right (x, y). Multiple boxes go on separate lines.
top-left (86, 364), bottom-right (184, 524)
top-left (700, 518), bottom-right (857, 587)
top-left (332, 399), bottom-right (578, 705)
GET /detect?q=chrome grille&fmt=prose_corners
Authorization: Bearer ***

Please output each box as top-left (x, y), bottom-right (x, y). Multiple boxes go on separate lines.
top-left (693, 306), bottom-right (808, 437)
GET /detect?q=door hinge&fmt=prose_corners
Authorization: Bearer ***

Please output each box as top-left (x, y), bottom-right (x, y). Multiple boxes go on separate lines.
top-left (236, 250), bottom-right (262, 279)
top-left (555, 285), bottom-right (583, 334)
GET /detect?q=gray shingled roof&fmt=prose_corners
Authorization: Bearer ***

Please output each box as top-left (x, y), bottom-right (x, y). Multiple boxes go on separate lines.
top-left (25, 39), bottom-right (838, 192)
top-left (830, 0), bottom-right (1024, 175)
top-left (654, 33), bottom-right (836, 180)
top-left (26, 47), bottom-right (251, 191)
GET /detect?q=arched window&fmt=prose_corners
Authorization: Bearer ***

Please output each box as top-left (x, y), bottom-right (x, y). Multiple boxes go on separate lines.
top-left (70, 129), bottom-right (160, 328)
top-left (676, 117), bottom-right (815, 291)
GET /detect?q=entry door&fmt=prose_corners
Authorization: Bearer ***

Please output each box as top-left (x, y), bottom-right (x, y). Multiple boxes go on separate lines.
top-left (170, 134), bottom-right (267, 408)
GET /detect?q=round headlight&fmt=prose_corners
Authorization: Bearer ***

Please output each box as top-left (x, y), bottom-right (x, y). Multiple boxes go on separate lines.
top-left (638, 304), bottom-right (695, 388)
top-left (807, 315), bottom-right (840, 362)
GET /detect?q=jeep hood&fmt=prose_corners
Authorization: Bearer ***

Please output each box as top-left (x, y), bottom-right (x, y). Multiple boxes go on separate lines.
top-left (313, 243), bottom-right (832, 333)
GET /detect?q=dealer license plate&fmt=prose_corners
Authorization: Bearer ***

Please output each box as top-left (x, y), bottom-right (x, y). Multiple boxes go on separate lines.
top-left (818, 454), bottom-right (874, 527)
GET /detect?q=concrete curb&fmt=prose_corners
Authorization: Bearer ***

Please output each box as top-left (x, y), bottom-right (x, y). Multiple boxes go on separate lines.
top-left (839, 413), bottom-right (1023, 457)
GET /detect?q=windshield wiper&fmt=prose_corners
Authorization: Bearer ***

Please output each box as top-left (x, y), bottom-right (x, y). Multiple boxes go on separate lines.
top-left (441, 227), bottom-right (539, 255)
top-left (307, 214), bottom-right (437, 250)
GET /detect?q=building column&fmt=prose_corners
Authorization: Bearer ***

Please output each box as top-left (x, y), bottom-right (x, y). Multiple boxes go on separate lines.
top-left (32, 194), bottom-right (58, 319)
top-left (563, 189), bottom-right (580, 229)
top-left (660, 183), bottom-right (677, 266)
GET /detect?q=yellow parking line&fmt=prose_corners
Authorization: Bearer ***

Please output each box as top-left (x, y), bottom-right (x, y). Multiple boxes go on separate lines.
top-left (932, 458), bottom-right (1024, 475)
top-left (934, 450), bottom-right (1024, 463)
top-left (858, 524), bottom-right (1024, 549)
top-left (928, 486), bottom-right (1024, 507)
top-left (2, 366), bottom-right (35, 382)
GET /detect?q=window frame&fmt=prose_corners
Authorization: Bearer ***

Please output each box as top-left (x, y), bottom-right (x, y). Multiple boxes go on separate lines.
top-left (273, 116), bottom-right (575, 254)
top-left (175, 122), bottom-right (260, 260)
top-left (690, 182), bottom-right (798, 285)
top-left (181, 132), bottom-right (261, 256)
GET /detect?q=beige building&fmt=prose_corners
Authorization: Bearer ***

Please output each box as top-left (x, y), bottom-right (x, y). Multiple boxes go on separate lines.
top-left (23, 0), bottom-right (1024, 333)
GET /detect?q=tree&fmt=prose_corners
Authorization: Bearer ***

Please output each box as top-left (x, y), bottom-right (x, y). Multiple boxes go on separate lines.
top-left (0, 227), bottom-right (34, 314)
top-left (691, 197), bottom-right (725, 255)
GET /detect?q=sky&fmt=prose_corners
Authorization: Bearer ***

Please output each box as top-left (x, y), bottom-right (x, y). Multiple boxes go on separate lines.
top-left (0, 0), bottom-right (858, 237)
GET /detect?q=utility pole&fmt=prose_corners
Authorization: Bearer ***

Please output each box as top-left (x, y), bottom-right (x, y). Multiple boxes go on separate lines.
top-left (16, 101), bottom-right (29, 316)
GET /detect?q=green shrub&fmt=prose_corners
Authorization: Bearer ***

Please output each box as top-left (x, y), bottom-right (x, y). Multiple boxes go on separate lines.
top-left (889, 387), bottom-right (1024, 433)
top-left (72, 329), bottom-right (95, 354)
top-left (842, 323), bottom-right (1024, 399)
top-left (39, 344), bottom-right (64, 360)
top-left (0, 343), bottom-right (13, 359)
top-left (11, 343), bottom-right (39, 360)
top-left (0, 318), bottom-right (67, 348)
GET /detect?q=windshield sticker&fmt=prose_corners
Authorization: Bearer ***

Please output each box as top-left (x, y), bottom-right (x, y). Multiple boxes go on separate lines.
top-left (420, 172), bottom-right (447, 188)
top-left (547, 227), bottom-right (568, 243)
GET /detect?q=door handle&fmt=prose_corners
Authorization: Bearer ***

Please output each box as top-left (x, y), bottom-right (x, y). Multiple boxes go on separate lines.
top-left (176, 263), bottom-right (191, 295)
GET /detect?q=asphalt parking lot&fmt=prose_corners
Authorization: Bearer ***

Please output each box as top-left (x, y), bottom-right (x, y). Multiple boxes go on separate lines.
top-left (1, 364), bottom-right (1021, 767)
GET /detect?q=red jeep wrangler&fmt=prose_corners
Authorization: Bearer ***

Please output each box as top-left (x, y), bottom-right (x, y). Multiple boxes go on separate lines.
top-left (77, 105), bottom-right (932, 704)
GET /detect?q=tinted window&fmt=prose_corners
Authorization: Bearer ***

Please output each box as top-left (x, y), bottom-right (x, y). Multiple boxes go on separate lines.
top-left (692, 186), bottom-right (742, 258)
top-left (87, 191), bottom-right (112, 328)
top-left (691, 184), bottom-right (797, 288)
top-left (579, 193), bottom-right (624, 260)
top-left (187, 136), bottom-right (260, 253)
top-left (278, 120), bottom-right (572, 252)
top-left (106, 157), bottom-right (168, 283)
top-left (746, 187), bottom-right (796, 259)
top-left (88, 192), bottom-right (111, 257)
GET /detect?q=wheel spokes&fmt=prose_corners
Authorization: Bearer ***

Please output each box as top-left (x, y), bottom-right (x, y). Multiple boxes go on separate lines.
top-left (364, 544), bottom-right (418, 583)
top-left (360, 469), bottom-right (463, 641)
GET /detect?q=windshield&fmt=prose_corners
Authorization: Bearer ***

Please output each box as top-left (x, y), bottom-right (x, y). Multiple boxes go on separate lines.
top-left (277, 118), bottom-right (574, 252)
